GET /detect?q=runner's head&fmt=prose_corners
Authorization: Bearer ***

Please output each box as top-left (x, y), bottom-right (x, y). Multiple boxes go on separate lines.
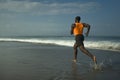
top-left (75, 16), bottom-right (81, 22)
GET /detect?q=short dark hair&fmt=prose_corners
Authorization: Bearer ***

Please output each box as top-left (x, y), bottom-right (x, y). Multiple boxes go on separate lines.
top-left (75, 16), bottom-right (81, 22)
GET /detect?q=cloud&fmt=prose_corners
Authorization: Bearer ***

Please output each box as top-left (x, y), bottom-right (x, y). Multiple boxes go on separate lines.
top-left (0, 0), bottom-right (100, 15)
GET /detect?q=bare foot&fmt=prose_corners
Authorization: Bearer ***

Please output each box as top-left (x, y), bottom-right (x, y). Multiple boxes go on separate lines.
top-left (93, 56), bottom-right (97, 64)
top-left (72, 59), bottom-right (77, 63)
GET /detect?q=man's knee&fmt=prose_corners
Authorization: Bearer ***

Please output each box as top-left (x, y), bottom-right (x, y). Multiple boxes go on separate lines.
top-left (79, 45), bottom-right (85, 51)
top-left (74, 44), bottom-right (78, 49)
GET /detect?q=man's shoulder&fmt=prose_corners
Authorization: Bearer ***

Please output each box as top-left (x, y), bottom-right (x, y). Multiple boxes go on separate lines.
top-left (82, 23), bottom-right (90, 27)
top-left (71, 23), bottom-right (76, 27)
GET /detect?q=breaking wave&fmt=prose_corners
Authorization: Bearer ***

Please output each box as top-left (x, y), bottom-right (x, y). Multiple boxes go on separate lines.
top-left (0, 38), bottom-right (120, 52)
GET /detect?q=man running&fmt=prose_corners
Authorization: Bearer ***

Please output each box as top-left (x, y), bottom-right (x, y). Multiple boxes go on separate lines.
top-left (71, 16), bottom-right (97, 63)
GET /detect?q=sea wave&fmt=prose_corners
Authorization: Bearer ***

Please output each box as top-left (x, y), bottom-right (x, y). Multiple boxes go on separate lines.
top-left (0, 38), bottom-right (120, 52)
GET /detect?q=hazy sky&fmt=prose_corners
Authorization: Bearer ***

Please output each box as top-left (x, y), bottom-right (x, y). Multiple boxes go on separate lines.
top-left (0, 0), bottom-right (120, 37)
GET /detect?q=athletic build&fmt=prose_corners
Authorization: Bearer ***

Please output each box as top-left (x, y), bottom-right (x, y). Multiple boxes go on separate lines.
top-left (71, 16), bottom-right (97, 63)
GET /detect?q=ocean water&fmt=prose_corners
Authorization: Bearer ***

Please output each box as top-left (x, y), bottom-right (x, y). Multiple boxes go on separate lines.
top-left (0, 36), bottom-right (120, 52)
top-left (0, 36), bottom-right (120, 80)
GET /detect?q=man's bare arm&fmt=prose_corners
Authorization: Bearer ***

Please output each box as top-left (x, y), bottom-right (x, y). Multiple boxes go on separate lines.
top-left (82, 23), bottom-right (90, 37)
top-left (70, 23), bottom-right (75, 35)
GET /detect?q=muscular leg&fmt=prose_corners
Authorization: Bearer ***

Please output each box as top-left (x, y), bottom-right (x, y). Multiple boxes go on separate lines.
top-left (79, 45), bottom-right (97, 63)
top-left (73, 43), bottom-right (78, 62)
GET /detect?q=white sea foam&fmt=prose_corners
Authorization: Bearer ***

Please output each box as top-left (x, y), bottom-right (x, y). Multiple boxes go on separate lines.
top-left (0, 38), bottom-right (120, 52)
top-left (85, 41), bottom-right (120, 51)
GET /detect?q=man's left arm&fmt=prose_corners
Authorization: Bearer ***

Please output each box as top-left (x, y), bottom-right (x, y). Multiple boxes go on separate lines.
top-left (82, 23), bottom-right (90, 37)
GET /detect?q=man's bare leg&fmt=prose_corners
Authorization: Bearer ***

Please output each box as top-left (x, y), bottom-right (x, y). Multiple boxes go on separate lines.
top-left (79, 45), bottom-right (97, 63)
top-left (73, 44), bottom-right (78, 62)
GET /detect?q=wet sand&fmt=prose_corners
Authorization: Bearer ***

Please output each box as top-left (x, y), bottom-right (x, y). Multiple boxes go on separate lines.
top-left (0, 42), bottom-right (120, 80)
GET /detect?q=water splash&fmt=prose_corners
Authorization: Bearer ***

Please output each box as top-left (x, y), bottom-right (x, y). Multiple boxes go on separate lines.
top-left (90, 58), bottom-right (113, 71)
top-left (90, 62), bottom-right (104, 71)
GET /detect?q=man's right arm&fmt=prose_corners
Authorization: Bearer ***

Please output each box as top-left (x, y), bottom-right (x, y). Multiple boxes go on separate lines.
top-left (70, 23), bottom-right (75, 35)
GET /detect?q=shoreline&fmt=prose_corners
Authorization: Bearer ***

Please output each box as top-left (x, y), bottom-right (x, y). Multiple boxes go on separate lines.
top-left (0, 36), bottom-right (120, 52)
top-left (0, 41), bottom-right (120, 53)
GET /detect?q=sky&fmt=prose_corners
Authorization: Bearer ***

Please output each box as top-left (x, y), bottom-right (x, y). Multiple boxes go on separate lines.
top-left (0, 0), bottom-right (120, 37)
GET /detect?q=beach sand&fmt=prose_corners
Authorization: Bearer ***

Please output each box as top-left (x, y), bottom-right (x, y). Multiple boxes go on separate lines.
top-left (0, 42), bottom-right (120, 80)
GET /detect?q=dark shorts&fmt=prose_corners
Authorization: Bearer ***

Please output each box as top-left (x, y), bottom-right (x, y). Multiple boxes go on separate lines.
top-left (75, 34), bottom-right (84, 46)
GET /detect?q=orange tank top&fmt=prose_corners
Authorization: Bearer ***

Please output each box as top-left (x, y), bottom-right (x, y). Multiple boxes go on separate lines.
top-left (73, 23), bottom-right (83, 36)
